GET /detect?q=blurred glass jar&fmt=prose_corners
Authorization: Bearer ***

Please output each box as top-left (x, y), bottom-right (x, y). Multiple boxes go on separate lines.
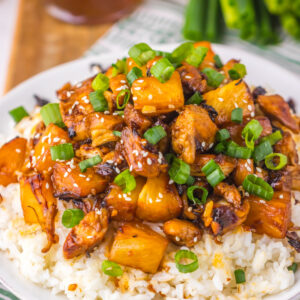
top-left (45, 0), bottom-right (142, 25)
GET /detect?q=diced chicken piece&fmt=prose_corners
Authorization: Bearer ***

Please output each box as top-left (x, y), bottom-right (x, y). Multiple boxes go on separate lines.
top-left (122, 127), bottom-right (167, 178)
top-left (52, 159), bottom-right (107, 199)
top-left (20, 174), bottom-right (58, 252)
top-left (268, 169), bottom-right (292, 192)
top-left (104, 177), bottom-right (145, 221)
top-left (245, 191), bottom-right (291, 239)
top-left (214, 182), bottom-right (241, 207)
top-left (89, 112), bottom-right (124, 147)
top-left (190, 154), bottom-right (237, 177)
top-left (177, 63), bottom-right (207, 96)
top-left (209, 199), bottom-right (250, 235)
top-left (131, 71), bottom-right (184, 115)
top-left (257, 94), bottom-right (299, 133)
top-left (124, 104), bottom-right (152, 134)
top-left (287, 165), bottom-right (300, 191)
top-left (0, 137), bottom-right (27, 186)
top-left (274, 131), bottom-right (298, 165)
top-left (109, 222), bottom-right (168, 273)
top-left (234, 159), bottom-right (254, 186)
top-left (75, 144), bottom-right (103, 160)
top-left (163, 219), bottom-right (202, 247)
top-left (32, 124), bottom-right (70, 173)
top-left (136, 172), bottom-right (182, 222)
top-left (172, 105), bottom-right (218, 164)
top-left (63, 209), bottom-right (108, 259)
top-left (203, 80), bottom-right (254, 126)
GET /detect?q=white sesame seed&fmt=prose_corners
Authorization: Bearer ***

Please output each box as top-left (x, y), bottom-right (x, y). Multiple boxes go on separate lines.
top-left (48, 167), bottom-right (52, 172)
top-left (193, 237), bottom-right (198, 242)
top-left (79, 174), bottom-right (86, 177)
top-left (175, 236), bottom-right (180, 242)
top-left (218, 97), bottom-right (224, 102)
top-left (129, 165), bottom-right (133, 172)
top-left (87, 236), bottom-right (93, 239)
top-left (247, 159), bottom-right (251, 164)
top-left (120, 80), bottom-right (126, 83)
top-left (118, 194), bottom-right (122, 198)
top-left (256, 167), bottom-right (262, 173)
top-left (201, 141), bottom-right (206, 148)
top-left (279, 194), bottom-right (283, 199)
top-left (137, 79), bottom-right (144, 83)
top-left (251, 112), bottom-right (255, 117)
top-left (158, 193), bottom-right (163, 198)
top-left (133, 96), bottom-right (138, 101)
top-left (134, 87), bottom-right (141, 91)
top-left (64, 172), bottom-right (68, 178)
top-left (243, 99), bottom-right (247, 103)
top-left (245, 192), bottom-right (250, 197)
top-left (234, 102), bottom-right (238, 108)
top-left (246, 166), bottom-right (252, 172)
top-left (169, 179), bottom-right (174, 185)
top-left (149, 198), bottom-right (153, 203)
top-left (15, 148), bottom-right (21, 153)
top-left (148, 94), bottom-right (153, 100)
top-left (104, 111), bottom-right (110, 115)
top-left (147, 158), bottom-right (152, 165)
top-left (132, 150), bottom-right (139, 156)
top-left (185, 75), bottom-right (192, 79)
top-left (53, 137), bottom-right (60, 143)
top-left (66, 91), bottom-right (71, 97)
top-left (259, 199), bottom-right (265, 204)
top-left (209, 143), bottom-right (214, 149)
top-left (248, 105), bottom-right (252, 111)
top-left (168, 104), bottom-right (175, 109)
top-left (116, 85), bottom-right (129, 91)
top-left (45, 183), bottom-right (49, 189)
top-left (155, 198), bottom-right (162, 202)
top-left (138, 162), bottom-right (142, 168)
top-left (188, 207), bottom-right (193, 212)
top-left (100, 117), bottom-right (104, 123)
top-left (115, 167), bottom-right (120, 174)
top-left (142, 151), bottom-right (148, 157)
top-left (86, 178), bottom-right (90, 181)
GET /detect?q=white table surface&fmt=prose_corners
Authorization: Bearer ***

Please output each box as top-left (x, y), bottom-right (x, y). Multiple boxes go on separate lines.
top-left (0, 0), bottom-right (19, 96)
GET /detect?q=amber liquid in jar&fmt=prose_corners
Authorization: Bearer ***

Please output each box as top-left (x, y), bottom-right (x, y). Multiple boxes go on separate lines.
top-left (45, 0), bottom-right (142, 25)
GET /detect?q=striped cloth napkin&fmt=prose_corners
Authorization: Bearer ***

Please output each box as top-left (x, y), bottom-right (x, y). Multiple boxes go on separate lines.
top-left (1, 0), bottom-right (300, 299)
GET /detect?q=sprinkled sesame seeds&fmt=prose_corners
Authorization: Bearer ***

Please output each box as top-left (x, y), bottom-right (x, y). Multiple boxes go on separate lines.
top-left (256, 167), bottom-right (262, 173)
top-left (120, 80), bottom-right (127, 84)
top-left (193, 237), bottom-right (198, 243)
top-left (53, 137), bottom-right (60, 143)
top-left (15, 149), bottom-right (21, 153)
top-left (188, 207), bottom-right (193, 212)
top-left (158, 193), bottom-right (163, 198)
top-left (169, 179), bottom-right (174, 185)
top-left (248, 105), bottom-right (252, 111)
top-left (137, 162), bottom-right (142, 168)
top-left (279, 194), bottom-right (283, 199)
top-left (86, 177), bottom-right (90, 181)
top-left (133, 96), bottom-right (138, 101)
top-left (100, 117), bottom-right (104, 123)
top-left (134, 87), bottom-right (141, 91)
top-left (243, 99), bottom-right (247, 103)
top-left (129, 165), bottom-right (133, 172)
top-left (218, 97), bottom-right (224, 102)
top-left (175, 236), bottom-right (180, 242)
top-left (251, 112), bottom-right (255, 117)
top-left (45, 183), bottom-right (49, 189)
top-left (168, 104), bottom-right (175, 109)
top-left (148, 94), bottom-right (153, 100)
top-left (64, 172), bottom-right (68, 178)
top-left (185, 75), bottom-right (192, 79)
top-left (137, 79), bottom-right (144, 83)
top-left (259, 199), bottom-right (265, 204)
top-left (147, 158), bottom-right (152, 165)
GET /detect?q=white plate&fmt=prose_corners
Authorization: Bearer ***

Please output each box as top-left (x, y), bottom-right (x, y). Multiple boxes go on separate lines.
top-left (0, 44), bottom-right (300, 300)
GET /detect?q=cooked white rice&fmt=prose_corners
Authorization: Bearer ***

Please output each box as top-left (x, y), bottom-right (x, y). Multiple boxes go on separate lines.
top-left (0, 116), bottom-right (299, 300)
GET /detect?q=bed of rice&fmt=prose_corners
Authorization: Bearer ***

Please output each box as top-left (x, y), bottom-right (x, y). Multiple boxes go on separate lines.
top-left (0, 117), bottom-right (299, 300)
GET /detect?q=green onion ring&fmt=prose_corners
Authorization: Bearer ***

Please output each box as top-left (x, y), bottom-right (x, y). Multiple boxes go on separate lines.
top-left (175, 250), bottom-right (199, 273)
top-left (101, 260), bottom-right (123, 277)
top-left (265, 153), bottom-right (288, 170)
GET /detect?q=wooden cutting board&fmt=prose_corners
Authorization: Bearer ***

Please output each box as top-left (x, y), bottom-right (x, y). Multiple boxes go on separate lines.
top-left (4, 0), bottom-right (112, 93)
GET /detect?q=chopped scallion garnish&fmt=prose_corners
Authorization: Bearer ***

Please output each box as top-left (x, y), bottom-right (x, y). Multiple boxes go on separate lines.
top-left (50, 143), bottom-right (74, 161)
top-left (150, 58), bottom-right (175, 83)
top-left (226, 141), bottom-right (252, 159)
top-left (242, 174), bottom-right (274, 200)
top-left (213, 54), bottom-right (223, 68)
top-left (40, 103), bottom-right (65, 128)
top-left (112, 58), bottom-right (127, 77)
top-left (126, 66), bottom-right (143, 86)
top-left (113, 131), bottom-right (122, 137)
top-left (202, 68), bottom-right (225, 88)
top-left (231, 107), bottom-right (243, 123)
top-left (265, 153), bottom-right (287, 170)
top-left (89, 91), bottom-right (109, 112)
top-left (92, 73), bottom-right (109, 92)
top-left (201, 159), bottom-right (225, 187)
top-left (144, 125), bottom-right (167, 145)
top-left (116, 89), bottom-right (130, 110)
top-left (170, 42), bottom-right (194, 64)
top-left (79, 155), bottom-right (102, 172)
top-left (168, 157), bottom-right (190, 184)
top-left (175, 250), bottom-right (199, 273)
top-left (187, 186), bottom-right (208, 204)
top-left (186, 92), bottom-right (203, 105)
top-left (253, 140), bottom-right (273, 163)
top-left (185, 46), bottom-right (208, 67)
top-left (216, 129), bottom-right (230, 142)
top-left (128, 43), bottom-right (155, 66)
top-left (260, 130), bottom-right (282, 146)
top-left (242, 119), bottom-right (263, 150)
top-left (288, 263), bottom-right (298, 273)
top-left (228, 63), bottom-right (247, 80)
top-left (186, 175), bottom-right (195, 186)
top-left (62, 209), bottom-right (84, 228)
top-left (102, 260), bottom-right (123, 277)
top-left (234, 269), bottom-right (246, 284)
top-left (9, 106), bottom-right (29, 123)
top-left (114, 169), bottom-right (136, 193)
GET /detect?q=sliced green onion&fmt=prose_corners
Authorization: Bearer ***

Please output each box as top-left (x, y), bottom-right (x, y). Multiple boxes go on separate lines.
top-left (234, 269), bottom-right (246, 284)
top-left (186, 92), bottom-right (203, 105)
top-left (242, 174), bottom-right (274, 201)
top-left (202, 159), bottom-right (219, 176)
top-left (265, 153), bottom-right (287, 170)
top-left (144, 125), bottom-right (167, 145)
top-left (114, 169), bottom-right (136, 193)
top-left (101, 260), bottom-right (123, 277)
top-left (113, 131), bottom-right (122, 137)
top-left (186, 46), bottom-right (208, 67)
top-left (231, 108), bottom-right (243, 123)
top-left (216, 129), bottom-right (230, 142)
top-left (260, 130), bottom-right (282, 146)
top-left (202, 68), bottom-right (225, 88)
top-left (226, 141), bottom-right (252, 159)
top-left (89, 91), bottom-right (109, 112)
top-left (170, 42), bottom-right (194, 64)
top-left (214, 142), bottom-right (226, 154)
top-left (187, 186), bottom-right (208, 204)
top-left (128, 43), bottom-right (155, 66)
top-left (228, 63), bottom-right (247, 80)
top-left (201, 159), bottom-right (225, 187)
top-left (186, 175), bottom-right (195, 186)
top-left (150, 58), bottom-right (175, 83)
top-left (50, 143), bottom-right (74, 161)
top-left (175, 250), bottom-right (199, 273)
top-left (242, 120), bottom-right (263, 141)
top-left (165, 153), bottom-right (175, 164)
top-left (112, 58), bottom-right (127, 77)
top-left (155, 50), bottom-right (173, 61)
top-left (126, 67), bottom-right (143, 86)
top-left (92, 73), bottom-right (109, 92)
top-left (40, 103), bottom-right (65, 128)
top-left (62, 209), bottom-right (84, 228)
top-left (213, 54), bottom-right (223, 68)
top-left (168, 157), bottom-right (190, 184)
top-left (79, 155), bottom-right (102, 172)
top-left (288, 263), bottom-right (298, 273)
top-left (9, 106), bottom-right (29, 123)
top-left (253, 140), bottom-right (273, 163)
top-left (116, 89), bottom-right (130, 110)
